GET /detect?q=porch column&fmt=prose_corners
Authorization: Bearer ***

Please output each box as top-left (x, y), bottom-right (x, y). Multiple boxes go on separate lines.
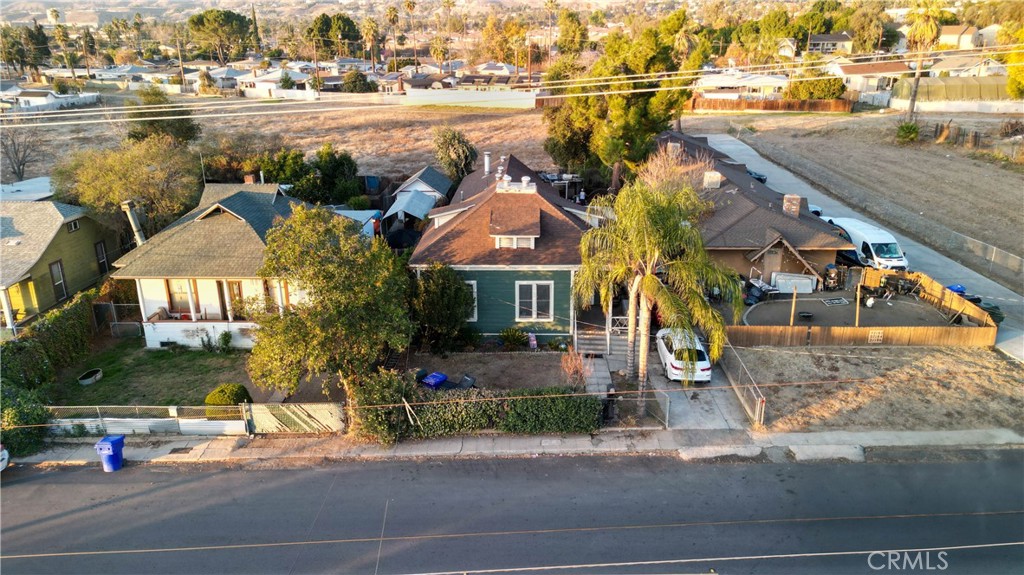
top-left (569, 270), bottom-right (576, 351)
top-left (275, 281), bottom-right (285, 317)
top-left (135, 279), bottom-right (148, 320)
top-left (1, 287), bottom-right (16, 336)
top-left (185, 279), bottom-right (197, 322)
top-left (605, 296), bottom-right (612, 356)
top-left (221, 280), bottom-right (234, 322)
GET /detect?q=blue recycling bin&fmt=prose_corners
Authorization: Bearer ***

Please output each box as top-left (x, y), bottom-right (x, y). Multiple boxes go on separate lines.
top-left (95, 435), bottom-right (125, 472)
top-left (421, 372), bottom-right (447, 390)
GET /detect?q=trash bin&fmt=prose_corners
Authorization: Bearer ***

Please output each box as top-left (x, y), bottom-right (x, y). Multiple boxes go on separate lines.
top-left (95, 435), bottom-right (125, 472)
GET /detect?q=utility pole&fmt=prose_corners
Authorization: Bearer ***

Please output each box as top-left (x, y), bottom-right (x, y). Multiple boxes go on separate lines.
top-left (311, 37), bottom-right (320, 98)
top-left (176, 37), bottom-right (186, 89)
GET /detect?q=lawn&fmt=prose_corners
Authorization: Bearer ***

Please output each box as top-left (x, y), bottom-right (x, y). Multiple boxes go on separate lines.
top-left (50, 337), bottom-right (252, 406)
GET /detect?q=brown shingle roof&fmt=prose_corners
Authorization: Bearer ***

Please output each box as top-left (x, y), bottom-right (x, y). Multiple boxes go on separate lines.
top-left (451, 154), bottom-right (558, 203)
top-left (837, 61), bottom-right (911, 76)
top-left (409, 164), bottom-right (587, 268)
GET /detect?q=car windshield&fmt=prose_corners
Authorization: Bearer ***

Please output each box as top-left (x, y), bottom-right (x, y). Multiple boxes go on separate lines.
top-left (673, 348), bottom-right (707, 363)
top-left (872, 242), bottom-right (902, 259)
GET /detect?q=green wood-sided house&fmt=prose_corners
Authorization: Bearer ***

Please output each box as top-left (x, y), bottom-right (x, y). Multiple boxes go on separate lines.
top-left (0, 201), bottom-right (119, 334)
top-left (408, 155), bottom-right (593, 344)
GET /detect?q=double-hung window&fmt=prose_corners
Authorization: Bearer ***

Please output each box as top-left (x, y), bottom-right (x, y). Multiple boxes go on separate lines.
top-left (516, 281), bottom-right (552, 321)
top-left (95, 241), bottom-right (109, 274)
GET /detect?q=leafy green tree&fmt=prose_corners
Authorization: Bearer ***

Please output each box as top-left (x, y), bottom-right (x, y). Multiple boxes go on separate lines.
top-left (21, 19), bottom-right (51, 81)
top-left (412, 263), bottom-right (475, 353)
top-left (247, 206), bottom-right (413, 397)
top-left (197, 130), bottom-right (280, 182)
top-left (341, 70), bottom-right (376, 93)
top-left (278, 70), bottom-right (295, 89)
top-left (126, 86), bottom-right (201, 144)
top-left (52, 135), bottom-right (202, 239)
top-left (589, 10), bottom-right (607, 27)
top-left (311, 143), bottom-right (361, 203)
top-left (433, 127), bottom-right (478, 186)
top-left (574, 153), bottom-right (741, 405)
top-left (1008, 27), bottom-right (1024, 98)
top-left (905, 0), bottom-right (944, 117)
top-left (187, 9), bottom-right (252, 64)
top-left (784, 75), bottom-right (846, 100)
top-left (556, 10), bottom-right (589, 56)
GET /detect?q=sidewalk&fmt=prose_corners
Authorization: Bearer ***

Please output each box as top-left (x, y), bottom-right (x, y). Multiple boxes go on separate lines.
top-left (15, 427), bottom-right (1023, 467)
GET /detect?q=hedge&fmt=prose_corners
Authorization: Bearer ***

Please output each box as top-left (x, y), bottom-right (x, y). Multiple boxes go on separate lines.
top-left (497, 387), bottom-right (603, 435)
top-left (0, 386), bottom-right (50, 456)
top-left (21, 289), bottom-right (98, 370)
top-left (0, 339), bottom-right (55, 389)
top-left (352, 374), bottom-right (603, 444)
top-left (204, 383), bottom-right (252, 420)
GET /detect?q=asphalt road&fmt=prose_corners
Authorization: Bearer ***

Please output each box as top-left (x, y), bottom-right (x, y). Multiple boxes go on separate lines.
top-left (698, 134), bottom-right (1024, 359)
top-left (2, 454), bottom-right (1022, 575)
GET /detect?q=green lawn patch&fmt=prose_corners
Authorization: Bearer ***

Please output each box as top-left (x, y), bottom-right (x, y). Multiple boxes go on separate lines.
top-left (49, 338), bottom-right (251, 406)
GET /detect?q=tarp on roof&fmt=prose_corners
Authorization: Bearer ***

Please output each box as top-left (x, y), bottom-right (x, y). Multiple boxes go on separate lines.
top-left (384, 190), bottom-right (435, 221)
top-left (334, 209), bottom-right (381, 236)
top-left (892, 76), bottom-right (1010, 101)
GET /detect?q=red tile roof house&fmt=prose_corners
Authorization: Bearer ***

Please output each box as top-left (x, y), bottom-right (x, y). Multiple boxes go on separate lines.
top-left (111, 184), bottom-right (311, 349)
top-left (408, 154), bottom-right (593, 346)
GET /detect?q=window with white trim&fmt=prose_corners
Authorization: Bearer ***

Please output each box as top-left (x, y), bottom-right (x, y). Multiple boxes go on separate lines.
top-left (66, 220), bottom-right (80, 233)
top-left (516, 281), bottom-right (553, 321)
top-left (465, 280), bottom-right (477, 322)
top-left (495, 236), bottom-right (535, 249)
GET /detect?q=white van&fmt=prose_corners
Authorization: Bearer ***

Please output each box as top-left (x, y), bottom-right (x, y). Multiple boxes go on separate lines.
top-left (822, 217), bottom-right (909, 271)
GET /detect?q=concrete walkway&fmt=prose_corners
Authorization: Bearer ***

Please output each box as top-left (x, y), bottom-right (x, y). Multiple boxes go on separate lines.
top-left (697, 134), bottom-right (1024, 361)
top-left (15, 427), bottom-right (1021, 467)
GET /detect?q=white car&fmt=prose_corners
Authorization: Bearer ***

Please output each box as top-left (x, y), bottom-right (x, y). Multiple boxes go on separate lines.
top-left (0, 444), bottom-right (9, 472)
top-left (655, 328), bottom-right (713, 383)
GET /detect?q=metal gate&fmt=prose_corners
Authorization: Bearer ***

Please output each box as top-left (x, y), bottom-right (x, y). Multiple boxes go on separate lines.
top-left (249, 403), bottom-right (345, 434)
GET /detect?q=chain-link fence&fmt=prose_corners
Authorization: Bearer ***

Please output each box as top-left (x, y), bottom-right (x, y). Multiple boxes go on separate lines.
top-left (717, 344), bottom-right (766, 428)
top-left (93, 302), bottom-right (144, 338)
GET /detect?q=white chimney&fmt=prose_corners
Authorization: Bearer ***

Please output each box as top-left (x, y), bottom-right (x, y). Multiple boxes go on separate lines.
top-left (484, 152), bottom-right (491, 175)
top-left (703, 170), bottom-right (723, 189)
top-left (521, 176), bottom-right (531, 185)
top-left (782, 194), bottom-right (801, 218)
top-left (120, 200), bottom-right (147, 246)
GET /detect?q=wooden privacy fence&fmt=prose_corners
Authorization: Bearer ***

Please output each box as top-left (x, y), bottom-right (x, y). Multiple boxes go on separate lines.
top-left (861, 269), bottom-right (996, 328)
top-left (690, 97), bottom-right (852, 113)
top-left (727, 324), bottom-right (997, 347)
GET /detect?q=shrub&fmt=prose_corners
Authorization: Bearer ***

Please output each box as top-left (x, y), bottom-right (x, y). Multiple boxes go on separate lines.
top-left (344, 369), bottom-right (419, 445)
top-left (204, 383), bottom-right (252, 419)
top-left (412, 388), bottom-right (499, 438)
top-left (896, 121), bottom-right (919, 144)
top-left (0, 339), bottom-right (55, 389)
top-left (217, 330), bottom-right (233, 353)
top-left (498, 387), bottom-right (602, 434)
top-left (346, 195), bottom-right (371, 210)
top-left (457, 325), bottom-right (482, 349)
top-left (413, 264), bottom-right (475, 353)
top-left (0, 386), bottom-right (50, 456)
top-left (23, 289), bottom-right (97, 370)
top-left (205, 383), bottom-right (253, 406)
top-left (499, 327), bottom-right (529, 350)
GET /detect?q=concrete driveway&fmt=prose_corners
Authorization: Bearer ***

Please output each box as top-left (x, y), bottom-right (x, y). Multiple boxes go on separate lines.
top-left (645, 352), bottom-right (749, 430)
top-left (699, 133), bottom-right (1023, 360)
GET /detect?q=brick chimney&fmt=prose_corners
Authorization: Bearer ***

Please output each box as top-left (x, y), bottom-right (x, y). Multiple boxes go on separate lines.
top-left (782, 194), bottom-right (801, 217)
top-left (243, 173), bottom-right (256, 184)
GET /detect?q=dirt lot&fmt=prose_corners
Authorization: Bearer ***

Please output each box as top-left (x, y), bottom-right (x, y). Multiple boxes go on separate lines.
top-left (408, 352), bottom-right (571, 390)
top-left (732, 345), bottom-right (1024, 433)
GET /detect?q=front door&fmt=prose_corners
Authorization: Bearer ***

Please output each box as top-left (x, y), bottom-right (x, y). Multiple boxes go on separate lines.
top-left (762, 248), bottom-right (782, 280)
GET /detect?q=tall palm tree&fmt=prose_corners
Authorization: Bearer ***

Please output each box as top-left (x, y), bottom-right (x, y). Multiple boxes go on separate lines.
top-left (575, 163), bottom-right (741, 412)
top-left (905, 0), bottom-right (943, 118)
top-left (385, 6), bottom-right (400, 72)
top-left (429, 35), bottom-right (449, 72)
top-left (360, 17), bottom-right (380, 72)
top-left (403, 0), bottom-right (418, 72)
top-left (52, 24), bottom-right (77, 80)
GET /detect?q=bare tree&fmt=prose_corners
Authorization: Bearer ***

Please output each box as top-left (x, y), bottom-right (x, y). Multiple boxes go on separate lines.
top-left (0, 118), bottom-right (42, 182)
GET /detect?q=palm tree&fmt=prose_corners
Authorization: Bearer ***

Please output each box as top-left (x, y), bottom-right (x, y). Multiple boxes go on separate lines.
top-left (47, 8), bottom-right (60, 25)
top-left (575, 157), bottom-right (742, 412)
top-left (403, 0), bottom-right (418, 72)
top-left (905, 0), bottom-right (943, 118)
top-left (429, 35), bottom-right (449, 72)
top-left (385, 6), bottom-right (400, 72)
top-left (52, 24), bottom-right (77, 80)
top-left (360, 17), bottom-right (380, 72)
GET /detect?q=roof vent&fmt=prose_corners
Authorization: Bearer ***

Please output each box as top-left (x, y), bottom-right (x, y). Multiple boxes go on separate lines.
top-left (521, 176), bottom-right (531, 185)
top-left (703, 171), bottom-right (723, 189)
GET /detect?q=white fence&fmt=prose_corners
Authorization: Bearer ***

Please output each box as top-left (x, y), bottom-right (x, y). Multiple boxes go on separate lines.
top-left (403, 89), bottom-right (540, 109)
top-left (126, 82), bottom-right (184, 94)
top-left (890, 98), bottom-right (1024, 113)
top-left (48, 405), bottom-right (248, 436)
top-left (142, 320), bottom-right (258, 349)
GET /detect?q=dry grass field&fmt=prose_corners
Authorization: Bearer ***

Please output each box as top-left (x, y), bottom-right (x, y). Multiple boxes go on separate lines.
top-left (733, 345), bottom-right (1024, 433)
